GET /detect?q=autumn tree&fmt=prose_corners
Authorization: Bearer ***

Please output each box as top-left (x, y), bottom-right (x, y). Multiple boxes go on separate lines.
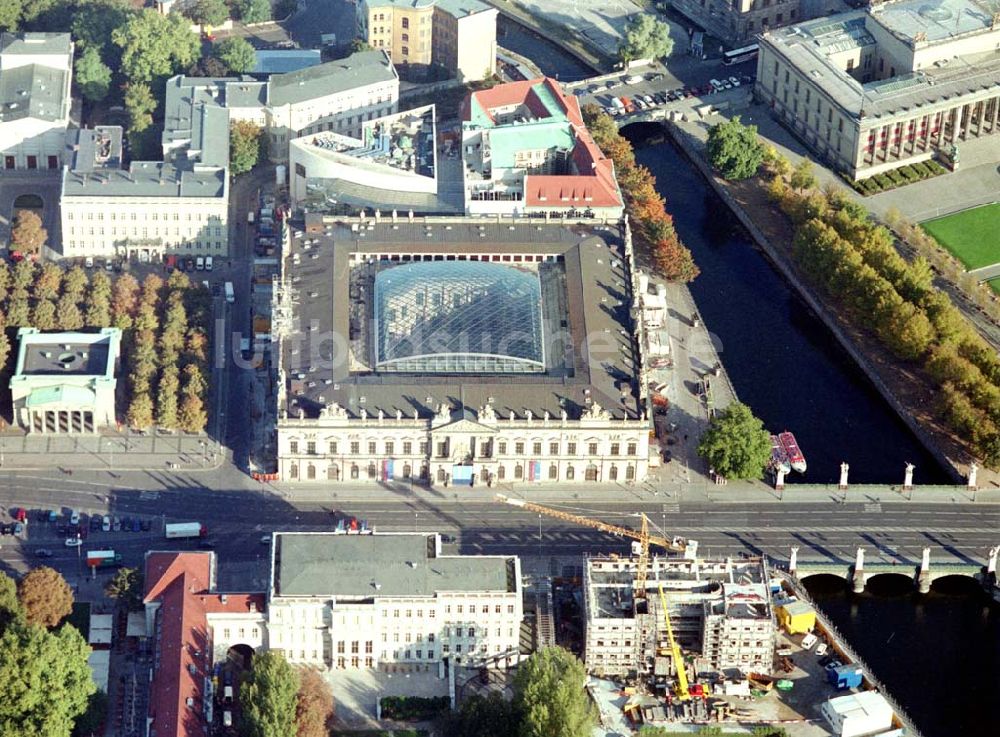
top-left (85, 271), bottom-right (114, 327)
top-left (230, 120), bottom-right (263, 175)
top-left (156, 366), bottom-right (181, 428)
top-left (105, 567), bottom-right (143, 610)
top-left (17, 567), bottom-right (73, 628)
top-left (63, 266), bottom-right (89, 301)
top-left (127, 392), bottom-right (154, 429)
top-left (56, 293), bottom-right (84, 331)
top-left (111, 273), bottom-right (140, 328)
top-left (178, 393), bottom-right (207, 433)
top-left (34, 263), bottom-right (62, 301)
top-left (295, 667), bottom-right (334, 737)
top-left (11, 258), bottom-right (33, 290)
top-left (5, 288), bottom-right (30, 327)
top-left (10, 210), bottom-right (46, 254)
top-left (31, 299), bottom-right (57, 331)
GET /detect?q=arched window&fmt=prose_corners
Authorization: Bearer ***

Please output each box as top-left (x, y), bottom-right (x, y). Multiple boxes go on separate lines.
top-left (307, 464), bottom-right (316, 480)
top-left (608, 465), bottom-right (618, 481)
top-left (548, 464), bottom-right (558, 480)
top-left (625, 465), bottom-right (635, 481)
top-left (437, 468), bottom-right (447, 483)
top-left (350, 464), bottom-right (360, 479)
top-left (289, 463), bottom-right (298, 479)
top-left (328, 464), bottom-right (340, 481)
top-left (585, 464), bottom-right (598, 481)
top-left (367, 463), bottom-right (377, 479)
top-left (566, 465), bottom-right (575, 480)
top-left (514, 464), bottom-right (523, 480)
top-left (497, 465), bottom-right (506, 480)
top-left (403, 463), bottom-right (412, 478)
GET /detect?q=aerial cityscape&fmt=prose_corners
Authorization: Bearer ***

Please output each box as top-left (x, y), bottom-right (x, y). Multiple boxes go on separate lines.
top-left (0, 0), bottom-right (998, 735)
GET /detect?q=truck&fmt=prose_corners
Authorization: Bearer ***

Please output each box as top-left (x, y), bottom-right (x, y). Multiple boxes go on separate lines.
top-left (165, 522), bottom-right (206, 539)
top-left (86, 550), bottom-right (123, 569)
top-left (224, 281), bottom-right (234, 304)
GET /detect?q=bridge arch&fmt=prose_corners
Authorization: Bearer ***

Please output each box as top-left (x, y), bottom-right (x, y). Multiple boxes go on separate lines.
top-left (797, 571), bottom-right (848, 582)
top-left (865, 572), bottom-right (916, 595)
top-left (13, 193), bottom-right (43, 210)
top-left (929, 574), bottom-right (985, 595)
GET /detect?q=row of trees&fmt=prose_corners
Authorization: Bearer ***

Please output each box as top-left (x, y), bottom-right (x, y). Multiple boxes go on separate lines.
top-left (0, 567), bottom-right (98, 736)
top-left (582, 104), bottom-right (699, 282)
top-left (238, 651), bottom-right (334, 737)
top-left (124, 271), bottom-right (211, 433)
top-left (446, 647), bottom-right (595, 737)
top-left (764, 150), bottom-right (1000, 467)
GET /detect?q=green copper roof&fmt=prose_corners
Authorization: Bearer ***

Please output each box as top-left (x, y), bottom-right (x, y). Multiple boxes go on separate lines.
top-left (26, 385), bottom-right (97, 407)
top-left (488, 121), bottom-right (574, 169)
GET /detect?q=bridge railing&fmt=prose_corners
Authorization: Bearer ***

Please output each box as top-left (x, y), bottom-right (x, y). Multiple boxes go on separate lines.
top-left (782, 571), bottom-right (926, 737)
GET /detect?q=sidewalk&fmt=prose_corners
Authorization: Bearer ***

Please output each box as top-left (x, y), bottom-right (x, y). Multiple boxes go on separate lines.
top-left (0, 432), bottom-right (223, 472)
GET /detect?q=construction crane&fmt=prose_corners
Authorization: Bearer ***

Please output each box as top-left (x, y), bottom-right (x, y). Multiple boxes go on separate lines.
top-left (494, 494), bottom-right (697, 599)
top-left (658, 583), bottom-right (690, 701)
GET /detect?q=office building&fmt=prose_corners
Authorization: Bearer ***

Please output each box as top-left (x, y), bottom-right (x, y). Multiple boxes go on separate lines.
top-left (757, 0), bottom-right (1000, 178)
top-left (357, 0), bottom-right (498, 82)
top-left (267, 532), bottom-right (522, 668)
top-left (460, 78), bottom-right (624, 218)
top-left (0, 32), bottom-right (73, 171)
top-left (274, 217), bottom-right (651, 486)
top-left (671, 0), bottom-right (807, 46)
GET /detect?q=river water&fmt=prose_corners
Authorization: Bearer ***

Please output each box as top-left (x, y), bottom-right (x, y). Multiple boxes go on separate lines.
top-left (501, 23), bottom-right (989, 734)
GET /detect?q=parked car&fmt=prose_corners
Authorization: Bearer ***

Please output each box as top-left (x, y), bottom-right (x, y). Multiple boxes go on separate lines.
top-left (12, 523), bottom-right (23, 536)
top-left (205, 256), bottom-right (214, 271)
top-left (90, 516), bottom-right (102, 531)
top-left (34, 549), bottom-right (53, 558)
top-left (120, 516), bottom-right (131, 531)
top-left (65, 537), bottom-right (82, 547)
top-left (84, 257), bottom-right (94, 268)
top-left (113, 517), bottom-right (121, 531)
top-left (0, 524), bottom-right (12, 536)
top-left (815, 643), bottom-right (829, 656)
top-left (198, 540), bottom-right (216, 550)
top-left (131, 518), bottom-right (142, 532)
top-left (195, 256), bottom-right (205, 271)
top-left (260, 534), bottom-right (272, 545)
top-left (10, 507), bottom-right (26, 522)
top-left (70, 510), bottom-right (80, 525)
top-left (102, 515), bottom-right (111, 532)
top-left (729, 76), bottom-right (741, 87)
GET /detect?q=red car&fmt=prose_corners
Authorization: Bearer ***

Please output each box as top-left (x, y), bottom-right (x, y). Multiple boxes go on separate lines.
top-left (11, 508), bottom-right (26, 523)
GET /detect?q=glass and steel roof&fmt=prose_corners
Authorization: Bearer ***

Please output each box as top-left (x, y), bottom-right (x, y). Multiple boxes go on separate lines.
top-left (373, 261), bottom-right (545, 373)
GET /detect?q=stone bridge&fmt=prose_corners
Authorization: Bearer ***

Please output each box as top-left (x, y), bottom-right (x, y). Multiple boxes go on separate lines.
top-left (779, 545), bottom-right (1000, 595)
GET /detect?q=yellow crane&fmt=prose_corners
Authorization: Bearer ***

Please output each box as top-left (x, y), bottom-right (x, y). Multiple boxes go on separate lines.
top-left (658, 583), bottom-right (690, 701)
top-left (494, 494), bottom-right (697, 599)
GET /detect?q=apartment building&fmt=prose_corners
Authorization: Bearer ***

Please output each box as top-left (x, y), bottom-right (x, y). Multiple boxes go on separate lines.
top-left (461, 78), bottom-right (624, 218)
top-left (757, 0), bottom-right (1000, 178)
top-left (267, 532), bottom-right (522, 669)
top-left (274, 217), bottom-right (651, 487)
top-left (0, 32), bottom-right (73, 171)
top-left (357, 0), bottom-right (497, 82)
top-left (671, 0), bottom-right (806, 45)
top-left (583, 556), bottom-right (775, 677)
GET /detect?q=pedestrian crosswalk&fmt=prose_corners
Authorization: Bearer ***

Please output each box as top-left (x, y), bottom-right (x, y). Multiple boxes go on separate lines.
top-left (661, 503), bottom-right (680, 515)
top-left (139, 491), bottom-right (160, 501)
top-left (864, 503), bottom-right (883, 513)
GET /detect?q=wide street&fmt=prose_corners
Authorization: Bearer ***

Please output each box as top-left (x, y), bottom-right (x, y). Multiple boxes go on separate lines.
top-left (2, 459), bottom-right (998, 593)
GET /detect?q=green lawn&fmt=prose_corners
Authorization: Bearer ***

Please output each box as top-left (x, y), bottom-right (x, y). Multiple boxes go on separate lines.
top-left (922, 203), bottom-right (1000, 270)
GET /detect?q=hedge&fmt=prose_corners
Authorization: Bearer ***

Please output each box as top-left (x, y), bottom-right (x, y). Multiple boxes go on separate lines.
top-left (848, 158), bottom-right (947, 195)
top-left (379, 696), bottom-right (450, 721)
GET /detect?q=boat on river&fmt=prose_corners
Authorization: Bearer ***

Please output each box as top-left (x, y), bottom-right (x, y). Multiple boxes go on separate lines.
top-left (769, 435), bottom-right (791, 475)
top-left (779, 431), bottom-right (807, 473)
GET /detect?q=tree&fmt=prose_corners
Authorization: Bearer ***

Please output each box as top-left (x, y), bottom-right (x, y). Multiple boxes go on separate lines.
top-left (295, 667), bottom-right (333, 737)
top-left (73, 0), bottom-right (135, 56)
top-left (10, 210), bottom-right (47, 254)
top-left (63, 266), bottom-right (89, 301)
top-left (241, 651), bottom-right (300, 737)
top-left (75, 47), bottom-right (112, 103)
top-left (0, 571), bottom-right (22, 632)
top-left (234, 0), bottom-right (271, 23)
top-left (706, 117), bottom-right (764, 181)
top-left (513, 647), bottom-right (594, 737)
top-left (34, 262), bottom-right (62, 301)
top-left (11, 258), bottom-right (33, 289)
top-left (789, 158), bottom-right (818, 191)
top-left (188, 55), bottom-right (230, 77)
top-left (444, 692), bottom-right (519, 737)
top-left (156, 366), bottom-right (180, 428)
top-left (105, 568), bottom-right (143, 610)
top-left (5, 288), bottom-right (29, 327)
top-left (0, 0), bottom-right (22, 33)
top-left (0, 620), bottom-right (96, 734)
top-left (178, 393), bottom-right (208, 433)
top-left (618, 14), bottom-right (673, 63)
top-left (56, 293), bottom-right (84, 330)
top-left (112, 273), bottom-right (140, 328)
top-left (186, 0), bottom-right (229, 26)
top-left (31, 299), bottom-right (58, 331)
top-left (214, 37), bottom-right (256, 74)
top-left (17, 567), bottom-right (73, 629)
top-left (124, 81), bottom-right (157, 135)
top-left (112, 9), bottom-right (200, 84)
top-left (697, 401), bottom-right (772, 480)
top-left (73, 690), bottom-right (109, 737)
top-left (230, 120), bottom-right (263, 175)
top-left (127, 392), bottom-right (154, 429)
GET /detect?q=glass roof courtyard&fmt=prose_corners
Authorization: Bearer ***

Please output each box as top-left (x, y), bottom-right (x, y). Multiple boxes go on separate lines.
top-left (373, 261), bottom-right (545, 373)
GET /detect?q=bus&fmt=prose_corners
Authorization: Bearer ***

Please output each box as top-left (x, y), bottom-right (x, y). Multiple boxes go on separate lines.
top-left (723, 44), bottom-right (759, 65)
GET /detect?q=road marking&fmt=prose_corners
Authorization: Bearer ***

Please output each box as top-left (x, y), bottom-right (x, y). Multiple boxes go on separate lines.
top-left (660, 503), bottom-right (681, 514)
top-left (139, 491), bottom-right (160, 501)
top-left (864, 503), bottom-right (883, 513)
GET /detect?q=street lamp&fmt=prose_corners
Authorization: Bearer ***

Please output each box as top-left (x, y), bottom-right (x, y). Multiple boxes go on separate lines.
top-left (538, 514), bottom-right (542, 557)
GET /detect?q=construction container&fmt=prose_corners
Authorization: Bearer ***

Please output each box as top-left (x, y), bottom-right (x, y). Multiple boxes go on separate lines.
top-left (777, 600), bottom-right (817, 634)
top-left (827, 664), bottom-right (863, 690)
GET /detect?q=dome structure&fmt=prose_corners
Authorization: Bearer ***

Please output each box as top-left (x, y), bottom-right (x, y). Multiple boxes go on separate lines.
top-left (373, 260), bottom-right (545, 373)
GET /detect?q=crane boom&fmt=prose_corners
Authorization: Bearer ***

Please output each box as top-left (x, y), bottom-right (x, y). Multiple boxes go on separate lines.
top-left (658, 583), bottom-right (690, 701)
top-left (494, 495), bottom-right (697, 600)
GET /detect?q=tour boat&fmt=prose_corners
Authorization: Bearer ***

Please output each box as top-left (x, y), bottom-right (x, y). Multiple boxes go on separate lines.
top-left (769, 434), bottom-right (791, 475)
top-left (778, 431), bottom-right (807, 473)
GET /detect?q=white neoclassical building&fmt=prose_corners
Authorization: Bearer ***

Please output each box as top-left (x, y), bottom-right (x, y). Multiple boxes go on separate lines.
top-left (267, 532), bottom-right (522, 669)
top-left (274, 216), bottom-right (653, 487)
top-left (10, 328), bottom-right (121, 433)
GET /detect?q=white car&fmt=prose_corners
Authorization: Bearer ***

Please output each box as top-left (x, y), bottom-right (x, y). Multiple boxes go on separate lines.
top-left (815, 643), bottom-right (829, 656)
top-left (84, 257), bottom-right (94, 268)
top-left (70, 510), bottom-right (80, 525)
top-left (729, 76), bottom-right (741, 87)
top-left (102, 515), bottom-right (111, 532)
top-left (65, 537), bottom-right (82, 547)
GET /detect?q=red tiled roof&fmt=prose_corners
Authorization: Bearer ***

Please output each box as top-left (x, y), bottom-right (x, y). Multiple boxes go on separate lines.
top-left (143, 553), bottom-right (265, 737)
top-left (463, 77), bottom-right (623, 211)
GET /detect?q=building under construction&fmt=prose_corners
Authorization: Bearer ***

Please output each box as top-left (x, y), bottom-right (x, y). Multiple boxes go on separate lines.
top-left (583, 555), bottom-right (775, 679)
